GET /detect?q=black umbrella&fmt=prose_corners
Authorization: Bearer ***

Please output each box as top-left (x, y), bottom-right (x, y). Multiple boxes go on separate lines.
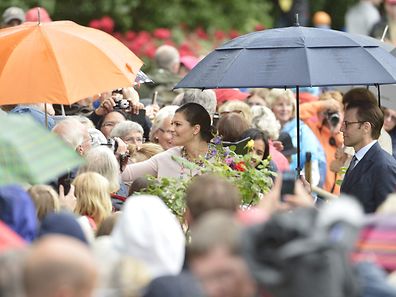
top-left (175, 25), bottom-right (396, 173)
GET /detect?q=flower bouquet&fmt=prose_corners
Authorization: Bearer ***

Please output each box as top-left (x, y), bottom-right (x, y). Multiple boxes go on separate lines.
top-left (140, 136), bottom-right (274, 219)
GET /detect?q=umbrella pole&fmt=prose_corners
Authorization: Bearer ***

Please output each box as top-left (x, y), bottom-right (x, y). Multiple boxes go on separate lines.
top-left (44, 103), bottom-right (48, 128)
top-left (296, 86), bottom-right (301, 175)
top-left (376, 84), bottom-right (381, 107)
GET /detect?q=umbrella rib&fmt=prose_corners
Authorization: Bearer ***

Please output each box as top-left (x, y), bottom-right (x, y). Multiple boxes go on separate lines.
top-left (362, 48), bottom-right (396, 85)
top-left (216, 48), bottom-right (245, 88)
top-left (40, 27), bottom-right (70, 101)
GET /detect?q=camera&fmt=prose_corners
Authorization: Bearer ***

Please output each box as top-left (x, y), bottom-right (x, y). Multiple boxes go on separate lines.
top-left (324, 110), bottom-right (340, 128)
top-left (113, 93), bottom-right (130, 110)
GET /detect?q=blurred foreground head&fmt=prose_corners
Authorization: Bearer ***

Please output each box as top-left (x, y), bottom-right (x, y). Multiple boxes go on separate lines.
top-left (24, 235), bottom-right (97, 297)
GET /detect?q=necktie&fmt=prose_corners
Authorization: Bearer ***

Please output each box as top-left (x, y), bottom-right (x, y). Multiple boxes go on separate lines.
top-left (349, 155), bottom-right (358, 171)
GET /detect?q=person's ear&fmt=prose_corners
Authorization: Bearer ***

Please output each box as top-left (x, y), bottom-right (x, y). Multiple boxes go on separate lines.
top-left (193, 124), bottom-right (201, 136)
top-left (76, 145), bottom-right (84, 156)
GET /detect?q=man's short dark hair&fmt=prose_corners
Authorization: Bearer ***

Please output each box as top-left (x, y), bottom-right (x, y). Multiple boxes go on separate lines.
top-left (344, 88), bottom-right (383, 139)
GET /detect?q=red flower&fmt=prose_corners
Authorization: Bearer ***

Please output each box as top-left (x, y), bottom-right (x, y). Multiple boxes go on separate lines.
top-left (153, 28), bottom-right (172, 40)
top-left (179, 42), bottom-right (195, 57)
top-left (214, 30), bottom-right (226, 41)
top-left (234, 161), bottom-right (246, 172)
top-left (88, 19), bottom-right (101, 30)
top-left (195, 27), bottom-right (208, 40)
top-left (144, 43), bottom-right (157, 58)
top-left (100, 16), bottom-right (115, 33)
top-left (125, 31), bottom-right (136, 41)
top-left (254, 24), bottom-right (266, 31)
top-left (229, 30), bottom-right (240, 39)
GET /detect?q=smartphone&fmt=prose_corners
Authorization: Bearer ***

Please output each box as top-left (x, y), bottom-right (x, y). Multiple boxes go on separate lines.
top-left (281, 171), bottom-right (296, 200)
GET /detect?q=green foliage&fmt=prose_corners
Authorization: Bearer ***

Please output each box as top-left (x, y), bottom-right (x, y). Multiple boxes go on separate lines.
top-left (1, 0), bottom-right (362, 34)
top-left (140, 138), bottom-right (274, 220)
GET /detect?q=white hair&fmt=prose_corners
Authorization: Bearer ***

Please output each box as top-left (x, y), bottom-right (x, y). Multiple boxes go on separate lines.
top-left (78, 146), bottom-right (120, 193)
top-left (149, 105), bottom-right (179, 142)
top-left (251, 105), bottom-right (281, 140)
top-left (52, 117), bottom-right (85, 150)
top-left (180, 89), bottom-right (217, 118)
top-left (110, 121), bottom-right (144, 139)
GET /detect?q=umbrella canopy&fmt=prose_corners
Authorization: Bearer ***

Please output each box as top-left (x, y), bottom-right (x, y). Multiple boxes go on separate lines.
top-left (0, 21), bottom-right (143, 105)
top-left (176, 26), bottom-right (396, 172)
top-left (176, 26), bottom-right (396, 89)
top-left (0, 114), bottom-right (84, 186)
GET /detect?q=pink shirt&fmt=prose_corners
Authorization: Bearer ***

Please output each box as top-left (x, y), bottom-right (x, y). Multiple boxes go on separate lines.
top-left (122, 147), bottom-right (198, 182)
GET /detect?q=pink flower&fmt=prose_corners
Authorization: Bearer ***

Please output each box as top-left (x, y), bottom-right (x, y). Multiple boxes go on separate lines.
top-left (254, 24), bottom-right (266, 31)
top-left (229, 30), bottom-right (240, 39)
top-left (195, 27), bottom-right (208, 40)
top-left (153, 28), bottom-right (172, 40)
top-left (214, 30), bottom-right (226, 41)
top-left (88, 19), bottom-right (101, 30)
top-left (125, 31), bottom-right (136, 41)
top-left (100, 16), bottom-right (115, 33)
top-left (225, 157), bottom-right (234, 166)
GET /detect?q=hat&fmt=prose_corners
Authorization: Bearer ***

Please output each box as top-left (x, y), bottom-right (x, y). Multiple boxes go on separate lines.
top-left (278, 132), bottom-right (297, 157)
top-left (214, 88), bottom-right (249, 104)
top-left (180, 55), bottom-right (199, 70)
top-left (25, 7), bottom-right (52, 22)
top-left (2, 6), bottom-right (25, 25)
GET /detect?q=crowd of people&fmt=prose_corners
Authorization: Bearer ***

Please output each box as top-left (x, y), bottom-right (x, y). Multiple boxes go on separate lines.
top-left (3, 2), bottom-right (396, 297)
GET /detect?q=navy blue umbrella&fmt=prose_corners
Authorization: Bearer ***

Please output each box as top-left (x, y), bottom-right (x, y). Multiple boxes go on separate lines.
top-left (176, 26), bottom-right (396, 173)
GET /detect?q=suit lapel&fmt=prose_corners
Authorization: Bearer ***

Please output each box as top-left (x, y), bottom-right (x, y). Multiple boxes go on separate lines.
top-left (341, 143), bottom-right (379, 191)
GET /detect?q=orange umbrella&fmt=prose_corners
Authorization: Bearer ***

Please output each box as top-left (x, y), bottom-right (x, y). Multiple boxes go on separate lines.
top-left (0, 21), bottom-right (143, 105)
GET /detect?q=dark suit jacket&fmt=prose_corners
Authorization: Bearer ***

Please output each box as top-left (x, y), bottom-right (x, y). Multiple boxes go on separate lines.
top-left (340, 142), bottom-right (396, 213)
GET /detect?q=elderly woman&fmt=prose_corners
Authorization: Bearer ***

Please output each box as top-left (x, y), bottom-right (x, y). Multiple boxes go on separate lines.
top-left (266, 89), bottom-right (326, 186)
top-left (110, 120), bottom-right (145, 146)
top-left (149, 105), bottom-right (179, 150)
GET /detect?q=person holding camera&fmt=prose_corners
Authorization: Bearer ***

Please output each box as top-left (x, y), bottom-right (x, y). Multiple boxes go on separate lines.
top-left (89, 87), bottom-right (152, 140)
top-left (300, 92), bottom-right (344, 194)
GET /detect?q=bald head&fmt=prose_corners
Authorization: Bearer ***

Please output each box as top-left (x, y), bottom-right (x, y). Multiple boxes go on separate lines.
top-left (24, 235), bottom-right (97, 297)
top-left (155, 45), bottom-right (180, 74)
top-left (52, 118), bottom-right (91, 155)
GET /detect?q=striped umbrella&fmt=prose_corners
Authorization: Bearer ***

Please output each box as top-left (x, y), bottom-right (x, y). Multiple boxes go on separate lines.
top-left (0, 114), bottom-right (84, 185)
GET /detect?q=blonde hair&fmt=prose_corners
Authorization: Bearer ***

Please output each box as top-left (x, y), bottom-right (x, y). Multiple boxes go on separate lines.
top-left (251, 105), bottom-right (281, 140)
top-left (218, 100), bottom-right (253, 124)
top-left (128, 143), bottom-right (164, 163)
top-left (28, 185), bottom-right (60, 222)
top-left (266, 88), bottom-right (296, 117)
top-left (78, 146), bottom-right (120, 193)
top-left (73, 172), bottom-right (112, 226)
top-left (319, 90), bottom-right (343, 104)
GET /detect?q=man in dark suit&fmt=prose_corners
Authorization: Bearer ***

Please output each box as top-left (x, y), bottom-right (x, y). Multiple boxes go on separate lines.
top-left (340, 88), bottom-right (396, 213)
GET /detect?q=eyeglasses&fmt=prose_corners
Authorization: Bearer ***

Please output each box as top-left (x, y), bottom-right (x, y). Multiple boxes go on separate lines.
top-left (123, 137), bottom-right (145, 144)
top-left (342, 121), bottom-right (364, 128)
top-left (101, 121), bottom-right (120, 129)
top-left (158, 128), bottom-right (173, 134)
